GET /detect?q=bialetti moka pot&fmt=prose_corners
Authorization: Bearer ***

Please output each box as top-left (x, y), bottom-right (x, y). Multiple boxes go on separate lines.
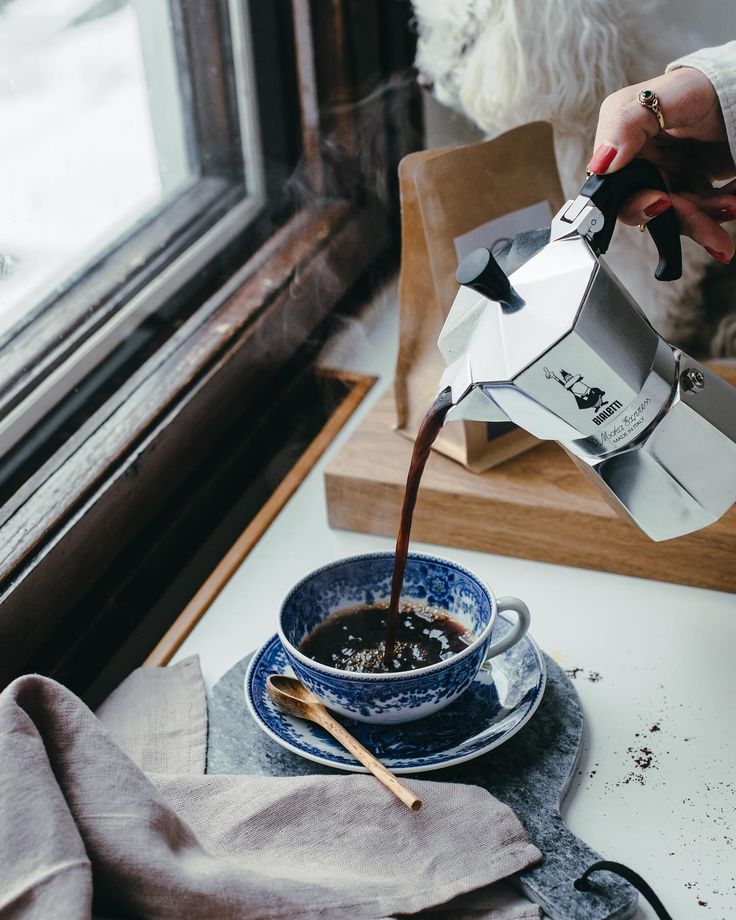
top-left (438, 159), bottom-right (736, 541)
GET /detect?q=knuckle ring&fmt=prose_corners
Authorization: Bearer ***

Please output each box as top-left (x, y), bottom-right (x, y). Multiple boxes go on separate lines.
top-left (638, 89), bottom-right (665, 131)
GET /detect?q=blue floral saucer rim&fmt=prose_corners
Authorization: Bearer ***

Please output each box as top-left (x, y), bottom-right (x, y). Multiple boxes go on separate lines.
top-left (244, 613), bottom-right (547, 774)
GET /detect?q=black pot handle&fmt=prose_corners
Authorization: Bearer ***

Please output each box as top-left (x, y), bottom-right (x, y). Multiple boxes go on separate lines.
top-left (580, 159), bottom-right (682, 282)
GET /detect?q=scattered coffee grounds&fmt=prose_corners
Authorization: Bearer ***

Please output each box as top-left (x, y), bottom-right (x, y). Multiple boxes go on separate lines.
top-left (633, 746), bottom-right (654, 769)
top-left (299, 603), bottom-right (472, 673)
top-left (617, 743), bottom-right (659, 786)
top-left (563, 666), bottom-right (603, 682)
top-left (385, 387), bottom-right (453, 664)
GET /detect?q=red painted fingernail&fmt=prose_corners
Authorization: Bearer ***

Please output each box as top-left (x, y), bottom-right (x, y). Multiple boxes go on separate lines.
top-left (717, 205), bottom-right (736, 221)
top-left (705, 247), bottom-right (732, 264)
top-left (587, 144), bottom-right (617, 174)
top-left (643, 198), bottom-right (671, 218)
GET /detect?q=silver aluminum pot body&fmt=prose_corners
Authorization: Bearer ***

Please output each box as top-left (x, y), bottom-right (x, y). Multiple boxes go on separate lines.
top-left (439, 237), bottom-right (736, 541)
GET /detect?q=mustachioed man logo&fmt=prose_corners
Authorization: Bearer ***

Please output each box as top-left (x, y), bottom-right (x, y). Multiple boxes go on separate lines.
top-left (544, 367), bottom-right (608, 412)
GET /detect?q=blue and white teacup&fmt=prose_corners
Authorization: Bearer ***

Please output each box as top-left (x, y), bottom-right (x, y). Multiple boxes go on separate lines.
top-left (278, 552), bottom-right (530, 724)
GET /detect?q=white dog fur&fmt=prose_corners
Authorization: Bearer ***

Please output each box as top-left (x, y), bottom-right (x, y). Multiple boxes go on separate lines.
top-left (412, 0), bottom-right (733, 353)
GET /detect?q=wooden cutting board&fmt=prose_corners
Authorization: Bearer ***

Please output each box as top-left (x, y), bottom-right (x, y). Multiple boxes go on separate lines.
top-left (325, 365), bottom-right (736, 593)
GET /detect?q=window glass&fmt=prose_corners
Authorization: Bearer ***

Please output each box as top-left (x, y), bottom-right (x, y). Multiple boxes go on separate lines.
top-left (0, 0), bottom-right (195, 339)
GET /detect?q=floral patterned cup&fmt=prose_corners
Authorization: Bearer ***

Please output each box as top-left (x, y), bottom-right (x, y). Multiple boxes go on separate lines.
top-left (278, 552), bottom-right (530, 724)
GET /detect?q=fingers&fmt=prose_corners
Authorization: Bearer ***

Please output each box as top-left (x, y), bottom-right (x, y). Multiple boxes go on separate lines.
top-left (697, 194), bottom-right (736, 224)
top-left (588, 68), bottom-right (726, 176)
top-left (587, 70), bottom-right (735, 262)
top-left (617, 188), bottom-right (736, 227)
top-left (667, 193), bottom-right (734, 263)
top-left (696, 177), bottom-right (736, 218)
top-left (588, 82), bottom-right (666, 175)
top-left (616, 189), bottom-right (735, 263)
top-left (617, 190), bottom-right (672, 225)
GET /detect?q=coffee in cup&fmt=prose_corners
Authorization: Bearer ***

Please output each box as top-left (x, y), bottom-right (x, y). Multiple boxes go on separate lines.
top-left (278, 552), bottom-right (530, 724)
top-left (299, 603), bottom-right (473, 673)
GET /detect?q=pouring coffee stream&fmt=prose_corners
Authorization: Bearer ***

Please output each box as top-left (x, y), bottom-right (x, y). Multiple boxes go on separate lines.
top-left (384, 387), bottom-right (453, 665)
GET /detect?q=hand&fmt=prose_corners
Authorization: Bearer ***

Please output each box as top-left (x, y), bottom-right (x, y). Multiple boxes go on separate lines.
top-left (588, 67), bottom-right (736, 263)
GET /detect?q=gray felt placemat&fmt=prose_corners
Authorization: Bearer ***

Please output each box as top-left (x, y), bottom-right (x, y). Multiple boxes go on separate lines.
top-left (207, 651), bottom-right (637, 920)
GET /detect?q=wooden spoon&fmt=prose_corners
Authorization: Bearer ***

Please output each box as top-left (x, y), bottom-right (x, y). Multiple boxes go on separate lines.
top-left (266, 675), bottom-right (422, 811)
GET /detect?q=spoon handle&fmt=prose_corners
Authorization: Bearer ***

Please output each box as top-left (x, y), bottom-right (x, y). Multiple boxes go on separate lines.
top-left (315, 708), bottom-right (422, 811)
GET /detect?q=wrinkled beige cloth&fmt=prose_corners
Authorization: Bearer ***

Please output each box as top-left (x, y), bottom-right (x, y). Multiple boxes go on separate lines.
top-left (0, 658), bottom-right (541, 919)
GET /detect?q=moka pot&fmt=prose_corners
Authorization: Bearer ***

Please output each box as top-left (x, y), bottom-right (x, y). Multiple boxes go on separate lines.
top-left (438, 160), bottom-right (736, 541)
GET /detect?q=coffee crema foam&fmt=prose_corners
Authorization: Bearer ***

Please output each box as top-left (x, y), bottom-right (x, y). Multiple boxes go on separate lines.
top-left (299, 603), bottom-right (472, 673)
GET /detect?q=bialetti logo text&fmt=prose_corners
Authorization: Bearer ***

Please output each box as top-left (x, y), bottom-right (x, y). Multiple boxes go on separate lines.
top-left (592, 400), bottom-right (622, 425)
top-left (543, 367), bottom-right (612, 413)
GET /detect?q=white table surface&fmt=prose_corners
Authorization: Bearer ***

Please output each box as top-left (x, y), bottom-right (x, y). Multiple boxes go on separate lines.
top-left (173, 280), bottom-right (736, 919)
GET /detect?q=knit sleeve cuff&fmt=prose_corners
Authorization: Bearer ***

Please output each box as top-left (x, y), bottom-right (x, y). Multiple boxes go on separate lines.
top-left (666, 41), bottom-right (736, 167)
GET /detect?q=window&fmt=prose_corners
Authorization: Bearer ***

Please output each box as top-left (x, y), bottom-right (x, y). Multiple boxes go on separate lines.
top-left (0, 0), bottom-right (418, 686)
top-left (0, 0), bottom-right (269, 458)
top-left (1, 0), bottom-right (197, 338)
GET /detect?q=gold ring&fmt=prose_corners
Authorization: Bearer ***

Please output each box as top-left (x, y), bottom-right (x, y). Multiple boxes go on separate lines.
top-left (638, 89), bottom-right (665, 130)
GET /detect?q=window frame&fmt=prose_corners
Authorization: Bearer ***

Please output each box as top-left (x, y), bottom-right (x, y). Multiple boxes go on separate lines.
top-left (0, 0), bottom-right (266, 459)
top-left (0, 0), bottom-right (419, 687)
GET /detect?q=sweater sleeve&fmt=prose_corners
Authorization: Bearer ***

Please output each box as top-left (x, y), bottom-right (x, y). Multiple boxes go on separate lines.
top-left (666, 41), bottom-right (736, 168)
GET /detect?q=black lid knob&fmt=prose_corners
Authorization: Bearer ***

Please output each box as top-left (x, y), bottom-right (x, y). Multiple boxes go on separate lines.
top-left (455, 248), bottom-right (513, 302)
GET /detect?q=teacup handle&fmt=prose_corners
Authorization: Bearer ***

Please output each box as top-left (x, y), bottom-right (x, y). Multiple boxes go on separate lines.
top-left (484, 596), bottom-right (531, 660)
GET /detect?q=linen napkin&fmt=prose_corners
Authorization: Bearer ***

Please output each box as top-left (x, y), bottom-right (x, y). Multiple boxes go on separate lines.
top-left (0, 658), bottom-right (541, 919)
